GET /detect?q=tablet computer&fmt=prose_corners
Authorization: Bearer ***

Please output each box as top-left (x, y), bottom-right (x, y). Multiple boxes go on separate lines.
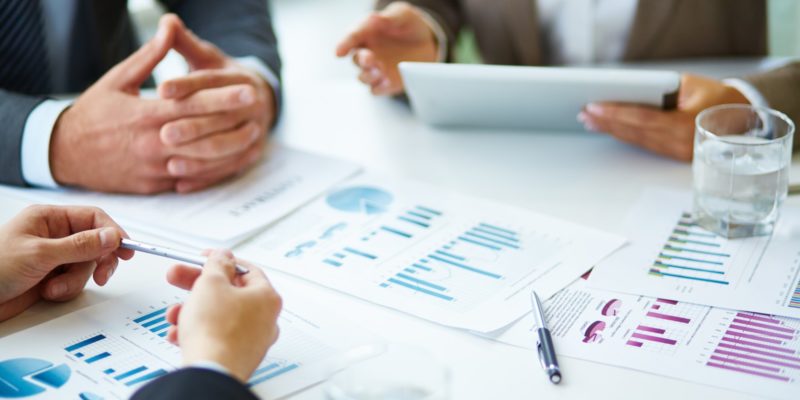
top-left (399, 62), bottom-right (681, 131)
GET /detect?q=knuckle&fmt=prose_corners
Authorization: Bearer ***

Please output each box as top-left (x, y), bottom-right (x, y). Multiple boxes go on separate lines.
top-left (22, 204), bottom-right (48, 218)
top-left (132, 135), bottom-right (161, 158)
top-left (27, 240), bottom-right (51, 262)
top-left (71, 232), bottom-right (94, 255)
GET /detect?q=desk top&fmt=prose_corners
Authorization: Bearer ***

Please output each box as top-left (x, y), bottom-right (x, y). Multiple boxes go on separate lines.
top-left (0, 1), bottom-right (795, 399)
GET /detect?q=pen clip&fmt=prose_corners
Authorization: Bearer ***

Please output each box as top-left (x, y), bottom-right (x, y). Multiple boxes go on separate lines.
top-left (536, 340), bottom-right (547, 370)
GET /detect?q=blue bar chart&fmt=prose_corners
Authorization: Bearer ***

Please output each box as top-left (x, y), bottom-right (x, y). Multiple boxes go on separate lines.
top-left (248, 361), bottom-right (300, 387)
top-left (242, 176), bottom-right (625, 330)
top-left (63, 333), bottom-right (169, 388)
top-left (649, 214), bottom-right (732, 285)
top-left (320, 204), bottom-right (445, 270)
top-left (132, 307), bottom-right (171, 338)
top-left (377, 221), bottom-right (529, 305)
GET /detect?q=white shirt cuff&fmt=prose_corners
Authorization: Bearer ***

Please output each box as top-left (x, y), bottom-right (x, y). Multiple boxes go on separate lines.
top-left (723, 78), bottom-right (769, 109)
top-left (188, 360), bottom-right (235, 378)
top-left (235, 56), bottom-right (280, 101)
top-left (21, 99), bottom-right (72, 188)
top-left (417, 9), bottom-right (448, 63)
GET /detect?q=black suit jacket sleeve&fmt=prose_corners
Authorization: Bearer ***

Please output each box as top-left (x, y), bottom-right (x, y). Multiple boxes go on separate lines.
top-left (131, 368), bottom-right (258, 400)
top-left (0, 90), bottom-right (47, 186)
top-left (162, 0), bottom-right (282, 92)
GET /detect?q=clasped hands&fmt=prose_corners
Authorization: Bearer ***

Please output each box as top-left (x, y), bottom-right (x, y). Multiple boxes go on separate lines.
top-left (51, 14), bottom-right (276, 194)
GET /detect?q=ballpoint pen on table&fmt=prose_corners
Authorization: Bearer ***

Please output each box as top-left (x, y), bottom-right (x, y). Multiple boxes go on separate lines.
top-left (120, 238), bottom-right (250, 275)
top-left (531, 290), bottom-right (562, 384)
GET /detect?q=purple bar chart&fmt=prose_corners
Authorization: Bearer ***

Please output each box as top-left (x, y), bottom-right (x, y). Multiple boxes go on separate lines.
top-left (706, 312), bottom-right (800, 382)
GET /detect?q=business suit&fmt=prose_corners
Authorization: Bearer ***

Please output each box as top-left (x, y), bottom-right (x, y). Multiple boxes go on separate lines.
top-left (377, 0), bottom-right (800, 129)
top-left (132, 368), bottom-right (258, 400)
top-left (0, 0), bottom-right (281, 187)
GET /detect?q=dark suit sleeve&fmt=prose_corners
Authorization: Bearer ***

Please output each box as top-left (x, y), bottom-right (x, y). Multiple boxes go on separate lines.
top-left (376, 0), bottom-right (463, 61)
top-left (131, 368), bottom-right (258, 400)
top-left (0, 90), bottom-right (47, 187)
top-left (160, 0), bottom-right (281, 88)
top-left (743, 62), bottom-right (800, 150)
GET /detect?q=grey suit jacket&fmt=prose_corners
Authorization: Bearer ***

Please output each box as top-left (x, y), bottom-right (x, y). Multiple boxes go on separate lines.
top-left (377, 0), bottom-right (800, 135)
top-left (0, 0), bottom-right (281, 187)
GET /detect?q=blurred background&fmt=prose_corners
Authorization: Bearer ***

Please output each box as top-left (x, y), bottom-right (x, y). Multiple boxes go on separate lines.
top-left (129, 0), bottom-right (800, 86)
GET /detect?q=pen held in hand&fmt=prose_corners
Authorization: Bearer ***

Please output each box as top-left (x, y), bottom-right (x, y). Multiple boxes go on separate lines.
top-left (119, 238), bottom-right (250, 275)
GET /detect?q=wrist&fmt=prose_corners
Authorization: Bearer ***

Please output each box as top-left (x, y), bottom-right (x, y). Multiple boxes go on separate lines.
top-left (49, 107), bottom-right (78, 187)
top-left (183, 340), bottom-right (251, 383)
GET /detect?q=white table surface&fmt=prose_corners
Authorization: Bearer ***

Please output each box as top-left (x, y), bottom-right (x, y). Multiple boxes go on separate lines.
top-left (0, 1), bottom-right (796, 399)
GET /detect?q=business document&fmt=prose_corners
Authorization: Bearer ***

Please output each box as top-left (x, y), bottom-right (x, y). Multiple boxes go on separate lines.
top-left (239, 174), bottom-right (625, 332)
top-left (0, 146), bottom-right (360, 248)
top-left (485, 277), bottom-right (799, 400)
top-left (0, 284), bottom-right (378, 399)
top-left (589, 189), bottom-right (800, 318)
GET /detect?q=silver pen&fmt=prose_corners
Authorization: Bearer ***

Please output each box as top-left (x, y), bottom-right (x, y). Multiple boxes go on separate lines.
top-left (120, 238), bottom-right (250, 275)
top-left (531, 290), bottom-right (562, 384)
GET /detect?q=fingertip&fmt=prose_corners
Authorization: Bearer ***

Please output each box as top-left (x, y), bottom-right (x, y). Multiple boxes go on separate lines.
top-left (44, 280), bottom-right (68, 300)
top-left (117, 248), bottom-right (135, 261)
top-left (99, 227), bottom-right (122, 250)
top-left (585, 103), bottom-right (605, 116)
top-left (335, 43), bottom-right (351, 57)
top-left (167, 326), bottom-right (179, 345)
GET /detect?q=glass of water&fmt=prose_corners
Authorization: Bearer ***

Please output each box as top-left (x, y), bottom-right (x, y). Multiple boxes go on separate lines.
top-left (325, 344), bottom-right (450, 400)
top-left (693, 104), bottom-right (794, 238)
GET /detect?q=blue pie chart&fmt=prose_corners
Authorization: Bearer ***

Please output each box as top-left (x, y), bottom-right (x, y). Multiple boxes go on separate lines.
top-left (0, 358), bottom-right (71, 398)
top-left (325, 186), bottom-right (393, 215)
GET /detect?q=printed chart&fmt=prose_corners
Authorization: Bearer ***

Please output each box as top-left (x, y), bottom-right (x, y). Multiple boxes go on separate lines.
top-left (590, 189), bottom-right (800, 318)
top-left (240, 174), bottom-right (624, 332)
top-left (485, 278), bottom-right (800, 399)
top-left (0, 284), bottom-right (377, 399)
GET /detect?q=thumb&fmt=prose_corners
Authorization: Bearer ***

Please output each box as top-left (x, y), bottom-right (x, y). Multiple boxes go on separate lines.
top-left (162, 14), bottom-right (226, 70)
top-left (42, 228), bottom-right (122, 267)
top-left (101, 17), bottom-right (175, 89)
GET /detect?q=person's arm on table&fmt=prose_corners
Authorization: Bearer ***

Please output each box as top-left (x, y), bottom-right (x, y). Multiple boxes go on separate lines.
top-left (0, 205), bottom-right (133, 321)
top-left (335, 1), bottom-right (462, 96)
top-left (49, 19), bottom-right (263, 194)
top-left (131, 250), bottom-right (282, 400)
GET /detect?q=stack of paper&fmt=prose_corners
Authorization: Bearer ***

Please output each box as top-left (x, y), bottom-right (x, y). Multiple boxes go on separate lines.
top-left (0, 146), bottom-right (360, 248)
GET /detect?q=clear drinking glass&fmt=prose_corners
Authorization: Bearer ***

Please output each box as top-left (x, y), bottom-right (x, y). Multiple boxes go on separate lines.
top-left (693, 104), bottom-right (794, 238)
top-left (325, 345), bottom-right (450, 400)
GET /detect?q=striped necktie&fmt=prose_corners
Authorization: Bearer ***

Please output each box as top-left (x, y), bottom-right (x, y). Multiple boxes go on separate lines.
top-left (0, 0), bottom-right (52, 95)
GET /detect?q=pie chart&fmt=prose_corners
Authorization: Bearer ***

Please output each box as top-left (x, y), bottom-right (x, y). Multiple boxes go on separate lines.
top-left (601, 299), bottom-right (622, 316)
top-left (0, 358), bottom-right (71, 398)
top-left (325, 186), bottom-right (393, 215)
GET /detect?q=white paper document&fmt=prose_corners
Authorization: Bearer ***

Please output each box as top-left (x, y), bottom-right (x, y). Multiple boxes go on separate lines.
top-left (0, 284), bottom-right (378, 399)
top-left (0, 146), bottom-right (360, 248)
top-left (484, 277), bottom-right (800, 400)
top-left (589, 189), bottom-right (800, 318)
top-left (238, 174), bottom-right (625, 332)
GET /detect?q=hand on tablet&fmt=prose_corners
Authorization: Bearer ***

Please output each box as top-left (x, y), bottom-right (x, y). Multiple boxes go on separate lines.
top-left (336, 2), bottom-right (439, 96)
top-left (579, 74), bottom-right (750, 162)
